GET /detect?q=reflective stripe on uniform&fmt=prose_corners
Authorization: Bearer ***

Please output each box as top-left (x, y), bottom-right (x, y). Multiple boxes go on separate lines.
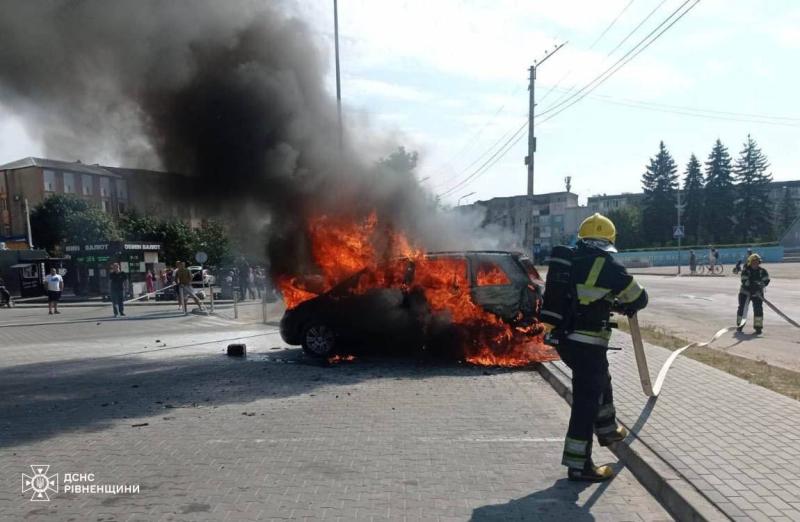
top-left (541, 310), bottom-right (563, 320)
top-left (585, 257), bottom-right (605, 287)
top-left (617, 278), bottom-right (644, 304)
top-left (564, 437), bottom-right (589, 455)
top-left (597, 403), bottom-right (615, 420)
top-left (576, 257), bottom-right (610, 305)
top-left (546, 257), bottom-right (572, 266)
top-left (576, 284), bottom-right (611, 305)
top-left (567, 331), bottom-right (610, 347)
top-left (754, 316), bottom-right (763, 328)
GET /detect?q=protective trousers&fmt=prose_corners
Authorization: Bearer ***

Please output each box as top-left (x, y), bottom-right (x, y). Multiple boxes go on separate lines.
top-left (556, 341), bottom-right (618, 469)
top-left (737, 292), bottom-right (763, 330)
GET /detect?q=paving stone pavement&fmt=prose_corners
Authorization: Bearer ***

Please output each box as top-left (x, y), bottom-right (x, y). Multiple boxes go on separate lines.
top-left (0, 306), bottom-right (670, 521)
top-left (545, 330), bottom-right (800, 522)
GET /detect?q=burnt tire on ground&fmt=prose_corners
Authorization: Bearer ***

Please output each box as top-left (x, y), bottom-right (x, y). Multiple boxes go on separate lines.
top-left (301, 323), bottom-right (337, 358)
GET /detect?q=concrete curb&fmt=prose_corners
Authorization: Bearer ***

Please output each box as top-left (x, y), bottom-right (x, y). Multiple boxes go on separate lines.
top-left (536, 361), bottom-right (729, 522)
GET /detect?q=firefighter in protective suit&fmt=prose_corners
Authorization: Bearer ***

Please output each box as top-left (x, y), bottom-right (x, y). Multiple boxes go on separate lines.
top-left (541, 213), bottom-right (648, 482)
top-left (736, 253), bottom-right (770, 334)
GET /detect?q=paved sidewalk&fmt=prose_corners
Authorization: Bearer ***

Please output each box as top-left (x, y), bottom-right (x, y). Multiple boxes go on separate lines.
top-left (540, 331), bottom-right (800, 521)
top-left (0, 310), bottom-right (670, 521)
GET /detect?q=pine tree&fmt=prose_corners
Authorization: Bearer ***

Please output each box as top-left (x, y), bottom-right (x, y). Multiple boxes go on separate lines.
top-left (681, 154), bottom-right (704, 244)
top-left (702, 139), bottom-right (735, 244)
top-left (777, 186), bottom-right (798, 236)
top-left (733, 134), bottom-right (773, 241)
top-left (641, 141), bottom-right (679, 245)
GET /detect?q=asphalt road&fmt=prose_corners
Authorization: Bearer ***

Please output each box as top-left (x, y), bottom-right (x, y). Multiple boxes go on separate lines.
top-left (0, 303), bottom-right (670, 521)
top-left (633, 272), bottom-right (800, 371)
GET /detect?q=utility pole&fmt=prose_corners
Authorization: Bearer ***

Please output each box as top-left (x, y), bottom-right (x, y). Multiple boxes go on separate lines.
top-left (333, 0), bottom-right (343, 151)
top-left (526, 42), bottom-right (566, 196)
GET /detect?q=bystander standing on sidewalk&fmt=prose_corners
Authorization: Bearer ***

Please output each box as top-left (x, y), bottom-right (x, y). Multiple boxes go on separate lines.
top-left (45, 268), bottom-right (63, 315)
top-left (108, 263), bottom-right (127, 317)
top-left (176, 261), bottom-right (205, 313)
top-left (689, 250), bottom-right (697, 274)
top-left (0, 276), bottom-right (12, 307)
top-left (145, 270), bottom-right (155, 300)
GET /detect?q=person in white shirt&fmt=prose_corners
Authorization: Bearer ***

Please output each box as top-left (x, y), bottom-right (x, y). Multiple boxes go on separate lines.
top-left (45, 268), bottom-right (64, 315)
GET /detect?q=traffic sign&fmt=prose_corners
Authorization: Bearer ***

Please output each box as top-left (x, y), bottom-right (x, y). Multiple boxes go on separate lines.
top-left (673, 225), bottom-right (685, 238)
top-left (195, 251), bottom-right (208, 264)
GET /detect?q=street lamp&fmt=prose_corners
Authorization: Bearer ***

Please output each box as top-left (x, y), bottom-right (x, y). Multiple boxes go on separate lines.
top-left (457, 192), bottom-right (476, 206)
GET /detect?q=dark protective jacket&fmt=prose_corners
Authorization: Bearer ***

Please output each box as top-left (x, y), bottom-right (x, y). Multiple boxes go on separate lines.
top-left (739, 265), bottom-right (770, 296)
top-left (543, 240), bottom-right (648, 347)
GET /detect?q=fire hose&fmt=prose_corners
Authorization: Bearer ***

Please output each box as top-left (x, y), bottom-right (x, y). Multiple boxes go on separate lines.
top-left (628, 291), bottom-right (798, 397)
top-left (628, 313), bottom-right (745, 398)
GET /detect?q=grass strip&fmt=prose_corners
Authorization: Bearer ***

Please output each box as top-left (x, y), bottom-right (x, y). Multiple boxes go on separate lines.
top-left (615, 321), bottom-right (800, 401)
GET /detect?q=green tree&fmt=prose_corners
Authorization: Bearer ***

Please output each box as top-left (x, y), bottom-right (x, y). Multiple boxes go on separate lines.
top-left (193, 220), bottom-right (232, 267)
top-left (30, 194), bottom-right (119, 254)
top-left (777, 186), bottom-right (798, 237)
top-left (120, 212), bottom-right (195, 265)
top-left (606, 206), bottom-right (643, 250)
top-left (119, 211), bottom-right (164, 241)
top-left (733, 134), bottom-right (773, 241)
top-left (702, 139), bottom-right (735, 244)
top-left (681, 154), bottom-right (704, 244)
top-left (640, 141), bottom-right (678, 245)
top-left (378, 146), bottom-right (419, 174)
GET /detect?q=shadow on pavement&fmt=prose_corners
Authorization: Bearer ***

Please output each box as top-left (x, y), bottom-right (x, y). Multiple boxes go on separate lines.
top-left (470, 479), bottom-right (595, 521)
top-left (0, 350), bottom-right (533, 449)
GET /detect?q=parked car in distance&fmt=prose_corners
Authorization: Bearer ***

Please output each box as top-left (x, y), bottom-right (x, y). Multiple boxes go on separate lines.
top-left (280, 251), bottom-right (543, 358)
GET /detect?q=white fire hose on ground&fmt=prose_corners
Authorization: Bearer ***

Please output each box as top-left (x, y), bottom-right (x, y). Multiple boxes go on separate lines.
top-left (628, 290), bottom-right (799, 397)
top-left (628, 313), bottom-right (745, 398)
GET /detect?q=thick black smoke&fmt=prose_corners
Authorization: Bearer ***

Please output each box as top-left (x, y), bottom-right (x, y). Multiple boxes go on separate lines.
top-left (0, 0), bottom-right (509, 276)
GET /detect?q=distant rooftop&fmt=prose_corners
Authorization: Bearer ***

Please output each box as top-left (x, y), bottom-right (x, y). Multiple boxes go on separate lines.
top-left (0, 157), bottom-right (122, 178)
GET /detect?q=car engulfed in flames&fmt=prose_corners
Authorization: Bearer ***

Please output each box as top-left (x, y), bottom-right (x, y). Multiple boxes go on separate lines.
top-left (277, 213), bottom-right (558, 367)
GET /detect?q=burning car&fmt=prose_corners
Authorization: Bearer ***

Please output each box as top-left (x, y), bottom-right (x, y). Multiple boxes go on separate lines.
top-left (279, 250), bottom-right (551, 365)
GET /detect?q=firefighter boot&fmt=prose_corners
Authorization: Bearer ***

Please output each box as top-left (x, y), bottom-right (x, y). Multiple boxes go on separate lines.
top-left (598, 426), bottom-right (629, 447)
top-left (568, 460), bottom-right (615, 482)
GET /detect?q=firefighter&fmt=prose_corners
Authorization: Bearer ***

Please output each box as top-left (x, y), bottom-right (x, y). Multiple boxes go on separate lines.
top-left (541, 213), bottom-right (648, 482)
top-left (736, 253), bottom-right (770, 334)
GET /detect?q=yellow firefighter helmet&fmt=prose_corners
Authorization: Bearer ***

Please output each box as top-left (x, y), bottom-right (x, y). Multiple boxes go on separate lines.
top-left (578, 213), bottom-right (617, 245)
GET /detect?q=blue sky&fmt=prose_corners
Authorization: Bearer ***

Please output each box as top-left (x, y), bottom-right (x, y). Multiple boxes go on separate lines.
top-left (298, 0), bottom-right (800, 205)
top-left (2, 0), bottom-right (799, 206)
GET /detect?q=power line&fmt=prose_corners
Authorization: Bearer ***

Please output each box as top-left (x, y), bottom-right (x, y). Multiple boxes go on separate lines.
top-left (588, 0), bottom-right (637, 50)
top-left (430, 115), bottom-right (527, 190)
top-left (548, 87), bottom-right (800, 125)
top-left (606, 0), bottom-right (669, 57)
top-left (437, 0), bottom-right (701, 200)
top-left (438, 122), bottom-right (527, 197)
top-left (538, 0), bottom-right (639, 107)
top-left (537, 0), bottom-right (700, 123)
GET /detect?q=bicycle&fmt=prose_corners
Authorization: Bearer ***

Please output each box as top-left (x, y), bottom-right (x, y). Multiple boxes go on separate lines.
top-left (698, 263), bottom-right (724, 275)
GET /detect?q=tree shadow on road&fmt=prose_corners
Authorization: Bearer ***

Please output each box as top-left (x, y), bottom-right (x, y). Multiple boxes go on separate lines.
top-left (0, 347), bottom-right (537, 449)
top-left (470, 479), bottom-right (598, 521)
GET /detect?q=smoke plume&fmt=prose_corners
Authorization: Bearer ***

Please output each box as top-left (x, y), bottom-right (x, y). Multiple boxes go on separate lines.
top-left (0, 0), bottom-right (508, 276)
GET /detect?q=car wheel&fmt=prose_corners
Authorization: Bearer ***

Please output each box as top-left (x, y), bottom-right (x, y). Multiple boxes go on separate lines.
top-left (302, 323), bottom-right (337, 357)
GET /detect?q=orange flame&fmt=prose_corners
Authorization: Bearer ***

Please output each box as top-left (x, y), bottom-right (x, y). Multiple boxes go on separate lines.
top-left (277, 212), bottom-right (557, 367)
